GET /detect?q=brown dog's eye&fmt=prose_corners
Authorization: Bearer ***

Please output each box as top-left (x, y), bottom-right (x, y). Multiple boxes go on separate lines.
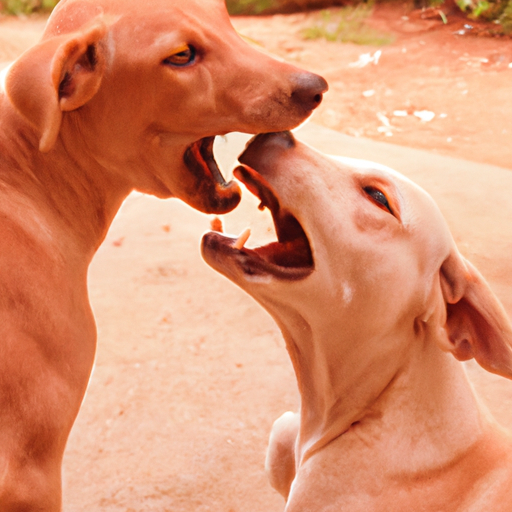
top-left (364, 186), bottom-right (393, 214)
top-left (163, 45), bottom-right (196, 67)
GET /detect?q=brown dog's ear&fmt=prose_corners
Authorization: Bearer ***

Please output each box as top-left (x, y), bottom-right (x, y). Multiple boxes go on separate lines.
top-left (5, 21), bottom-right (107, 153)
top-left (438, 250), bottom-right (512, 378)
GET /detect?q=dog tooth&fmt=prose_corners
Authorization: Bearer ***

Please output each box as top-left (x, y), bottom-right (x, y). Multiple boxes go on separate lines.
top-left (234, 228), bottom-right (251, 250)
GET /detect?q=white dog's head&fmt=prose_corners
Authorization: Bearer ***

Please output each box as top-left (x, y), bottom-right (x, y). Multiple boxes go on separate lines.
top-left (202, 131), bottom-right (512, 379)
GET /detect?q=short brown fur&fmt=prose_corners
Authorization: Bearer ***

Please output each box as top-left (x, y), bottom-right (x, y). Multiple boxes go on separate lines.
top-left (0, 4), bottom-right (327, 509)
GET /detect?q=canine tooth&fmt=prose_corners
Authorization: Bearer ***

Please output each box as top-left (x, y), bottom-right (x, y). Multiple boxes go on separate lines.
top-left (210, 216), bottom-right (224, 233)
top-left (234, 228), bottom-right (251, 249)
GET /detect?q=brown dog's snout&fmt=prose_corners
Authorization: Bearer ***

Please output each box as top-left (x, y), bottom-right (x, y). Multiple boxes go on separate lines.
top-left (290, 72), bottom-right (328, 112)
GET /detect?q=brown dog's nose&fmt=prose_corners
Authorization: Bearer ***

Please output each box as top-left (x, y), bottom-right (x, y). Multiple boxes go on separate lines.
top-left (290, 72), bottom-right (328, 112)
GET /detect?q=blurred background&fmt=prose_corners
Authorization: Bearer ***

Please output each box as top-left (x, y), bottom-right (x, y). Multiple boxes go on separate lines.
top-left (2, 0), bottom-right (511, 168)
top-left (2, 0), bottom-right (512, 28)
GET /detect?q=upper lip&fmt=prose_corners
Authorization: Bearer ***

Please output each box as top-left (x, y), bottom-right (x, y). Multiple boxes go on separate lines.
top-left (183, 136), bottom-right (241, 214)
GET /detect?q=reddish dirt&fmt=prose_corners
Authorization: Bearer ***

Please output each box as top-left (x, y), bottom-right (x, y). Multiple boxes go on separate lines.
top-left (232, 3), bottom-right (512, 169)
top-left (1, 6), bottom-right (512, 511)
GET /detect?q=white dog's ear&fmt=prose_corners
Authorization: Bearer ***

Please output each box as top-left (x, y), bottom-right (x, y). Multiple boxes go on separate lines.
top-left (438, 250), bottom-right (512, 378)
top-left (5, 21), bottom-right (107, 153)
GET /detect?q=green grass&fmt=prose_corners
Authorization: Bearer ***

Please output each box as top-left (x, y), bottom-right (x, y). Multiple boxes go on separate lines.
top-left (225, 0), bottom-right (275, 15)
top-left (0, 0), bottom-right (58, 14)
top-left (498, 0), bottom-right (512, 32)
top-left (302, 4), bottom-right (394, 45)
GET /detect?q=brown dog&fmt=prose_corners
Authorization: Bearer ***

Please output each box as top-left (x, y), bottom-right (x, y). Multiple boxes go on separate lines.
top-left (202, 132), bottom-right (512, 511)
top-left (0, 2), bottom-right (326, 509)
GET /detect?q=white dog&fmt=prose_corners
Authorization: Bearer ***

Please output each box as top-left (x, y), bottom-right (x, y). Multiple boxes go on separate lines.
top-left (202, 131), bottom-right (512, 511)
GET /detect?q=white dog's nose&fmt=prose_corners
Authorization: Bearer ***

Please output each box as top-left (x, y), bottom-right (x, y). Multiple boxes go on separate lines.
top-left (239, 131), bottom-right (296, 174)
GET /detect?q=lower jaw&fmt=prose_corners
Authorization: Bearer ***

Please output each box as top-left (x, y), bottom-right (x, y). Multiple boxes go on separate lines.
top-left (201, 231), bottom-right (313, 281)
top-left (181, 137), bottom-right (242, 214)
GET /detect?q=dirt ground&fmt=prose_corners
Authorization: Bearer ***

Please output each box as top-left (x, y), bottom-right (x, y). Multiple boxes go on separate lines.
top-left (232, 3), bottom-right (512, 169)
top-left (1, 5), bottom-right (512, 510)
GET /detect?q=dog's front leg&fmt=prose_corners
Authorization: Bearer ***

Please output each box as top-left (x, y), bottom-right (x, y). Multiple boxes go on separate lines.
top-left (0, 327), bottom-right (95, 511)
top-left (265, 411), bottom-right (299, 499)
top-left (0, 256), bottom-right (97, 511)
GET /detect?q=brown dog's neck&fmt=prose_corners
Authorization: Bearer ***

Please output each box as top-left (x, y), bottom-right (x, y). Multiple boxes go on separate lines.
top-left (285, 323), bottom-right (493, 477)
top-left (0, 100), bottom-right (132, 259)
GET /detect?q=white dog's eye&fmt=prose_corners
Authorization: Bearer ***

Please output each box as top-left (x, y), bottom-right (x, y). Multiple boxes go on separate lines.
top-left (163, 45), bottom-right (196, 67)
top-left (364, 186), bottom-right (393, 214)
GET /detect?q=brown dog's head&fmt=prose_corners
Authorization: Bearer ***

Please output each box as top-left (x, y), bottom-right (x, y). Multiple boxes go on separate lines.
top-left (3, 0), bottom-right (327, 214)
top-left (202, 131), bottom-right (512, 380)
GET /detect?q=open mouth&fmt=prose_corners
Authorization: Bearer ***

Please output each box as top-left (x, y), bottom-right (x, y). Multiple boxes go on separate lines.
top-left (202, 163), bottom-right (314, 280)
top-left (183, 136), bottom-right (241, 214)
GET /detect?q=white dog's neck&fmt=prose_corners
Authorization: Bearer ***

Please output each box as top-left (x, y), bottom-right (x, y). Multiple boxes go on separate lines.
top-left (284, 321), bottom-right (489, 476)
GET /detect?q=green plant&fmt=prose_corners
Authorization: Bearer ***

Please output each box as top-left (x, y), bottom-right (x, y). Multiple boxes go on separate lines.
top-left (498, 0), bottom-right (512, 31)
top-left (225, 0), bottom-right (274, 15)
top-left (0, 0), bottom-right (59, 14)
top-left (449, 0), bottom-right (512, 31)
top-left (455, 0), bottom-right (492, 17)
top-left (41, 0), bottom-right (58, 9)
top-left (302, 4), bottom-right (394, 45)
